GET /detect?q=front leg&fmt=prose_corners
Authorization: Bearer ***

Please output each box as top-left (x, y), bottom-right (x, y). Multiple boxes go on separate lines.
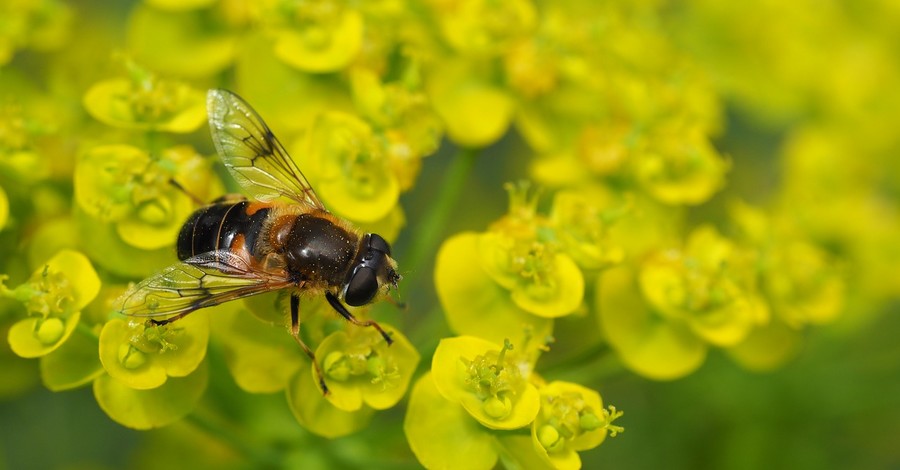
top-left (325, 292), bottom-right (393, 345)
top-left (290, 293), bottom-right (329, 395)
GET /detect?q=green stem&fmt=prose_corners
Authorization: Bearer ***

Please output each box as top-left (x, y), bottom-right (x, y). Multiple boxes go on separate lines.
top-left (542, 344), bottom-right (626, 385)
top-left (75, 321), bottom-right (100, 340)
top-left (402, 147), bottom-right (479, 281)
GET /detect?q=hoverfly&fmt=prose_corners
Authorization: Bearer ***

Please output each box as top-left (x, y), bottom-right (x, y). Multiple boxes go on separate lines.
top-left (118, 89), bottom-right (401, 394)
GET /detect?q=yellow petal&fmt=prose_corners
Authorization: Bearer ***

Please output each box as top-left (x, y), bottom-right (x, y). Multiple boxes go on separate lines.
top-left (597, 267), bottom-right (707, 380)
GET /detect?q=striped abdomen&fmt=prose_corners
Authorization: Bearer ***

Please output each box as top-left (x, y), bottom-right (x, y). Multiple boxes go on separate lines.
top-left (176, 200), bottom-right (271, 261)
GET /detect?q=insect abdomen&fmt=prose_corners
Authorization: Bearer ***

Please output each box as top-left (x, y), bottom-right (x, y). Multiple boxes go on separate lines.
top-left (177, 201), bottom-right (271, 260)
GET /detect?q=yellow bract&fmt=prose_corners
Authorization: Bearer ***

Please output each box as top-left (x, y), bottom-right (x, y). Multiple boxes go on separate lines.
top-left (434, 0), bottom-right (536, 57)
top-left (128, 4), bottom-right (237, 78)
top-left (83, 77), bottom-right (205, 132)
top-left (550, 187), bottom-right (625, 271)
top-left (93, 361), bottom-right (208, 430)
top-left (404, 373), bottom-right (499, 470)
top-left (597, 266), bottom-right (707, 380)
top-left (0, 184), bottom-right (8, 230)
top-left (432, 336), bottom-right (540, 430)
top-left (145, 0), bottom-right (217, 11)
top-left (287, 363), bottom-right (375, 438)
top-left (427, 60), bottom-right (514, 148)
top-left (350, 68), bottom-right (443, 190)
top-left (634, 127), bottom-right (728, 206)
top-left (764, 241), bottom-right (844, 328)
top-left (209, 303), bottom-right (301, 394)
top-left (303, 112), bottom-right (399, 222)
top-left (435, 232), bottom-right (553, 345)
top-left (477, 232), bottom-right (584, 319)
top-left (0, 0), bottom-right (71, 65)
top-left (98, 310), bottom-right (209, 390)
top-left (530, 382), bottom-right (616, 470)
top-left (270, 4), bottom-right (363, 73)
top-left (74, 144), bottom-right (215, 250)
top-left (638, 226), bottom-right (765, 347)
top-left (315, 323), bottom-right (419, 412)
top-left (9, 312), bottom-right (81, 359)
top-left (6, 250), bottom-right (99, 358)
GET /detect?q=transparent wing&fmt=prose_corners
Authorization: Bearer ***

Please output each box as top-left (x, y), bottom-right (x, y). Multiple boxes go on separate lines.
top-left (207, 89), bottom-right (326, 210)
top-left (118, 251), bottom-right (294, 318)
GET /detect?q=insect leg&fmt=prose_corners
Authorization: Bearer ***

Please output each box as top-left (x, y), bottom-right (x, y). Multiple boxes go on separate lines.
top-left (291, 293), bottom-right (329, 395)
top-left (325, 292), bottom-right (394, 346)
top-left (168, 179), bottom-right (205, 206)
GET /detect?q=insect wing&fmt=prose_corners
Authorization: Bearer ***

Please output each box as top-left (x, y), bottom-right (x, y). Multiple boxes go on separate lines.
top-left (119, 251), bottom-right (293, 318)
top-left (207, 89), bottom-right (326, 210)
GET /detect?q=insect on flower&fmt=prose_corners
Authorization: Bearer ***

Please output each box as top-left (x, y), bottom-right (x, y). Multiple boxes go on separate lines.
top-left (117, 89), bottom-right (402, 394)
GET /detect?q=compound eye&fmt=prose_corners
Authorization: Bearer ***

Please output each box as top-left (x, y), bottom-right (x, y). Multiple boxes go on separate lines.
top-left (369, 233), bottom-right (391, 256)
top-left (344, 267), bottom-right (378, 307)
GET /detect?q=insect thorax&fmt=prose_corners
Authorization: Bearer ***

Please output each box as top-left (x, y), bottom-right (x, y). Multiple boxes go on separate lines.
top-left (279, 212), bottom-right (359, 285)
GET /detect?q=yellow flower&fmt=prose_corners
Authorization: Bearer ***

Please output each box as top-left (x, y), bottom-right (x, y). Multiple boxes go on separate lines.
top-left (530, 382), bottom-right (624, 470)
top-left (261, 0), bottom-right (364, 73)
top-left (98, 310), bottom-right (209, 390)
top-left (74, 145), bottom-right (218, 250)
top-left (301, 112), bottom-right (399, 223)
top-left (634, 125), bottom-right (728, 205)
top-left (432, 336), bottom-right (540, 430)
top-left (598, 226), bottom-right (768, 380)
top-left (350, 68), bottom-right (443, 191)
top-left (435, 231), bottom-right (554, 346)
top-left (638, 226), bottom-right (766, 347)
top-left (127, 4), bottom-right (238, 79)
top-left (0, 0), bottom-right (72, 65)
top-left (426, 58), bottom-right (515, 148)
top-left (430, 0), bottom-right (536, 57)
top-left (315, 323), bottom-right (419, 412)
top-left (83, 63), bottom-right (206, 132)
top-left (549, 186), bottom-right (626, 271)
top-left (4, 250), bottom-right (100, 359)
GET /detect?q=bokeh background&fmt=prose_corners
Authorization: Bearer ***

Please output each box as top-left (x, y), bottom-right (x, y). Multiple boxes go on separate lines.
top-left (1, 0), bottom-right (899, 469)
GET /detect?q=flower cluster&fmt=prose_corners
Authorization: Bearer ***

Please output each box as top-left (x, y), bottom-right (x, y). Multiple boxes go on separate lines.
top-left (406, 336), bottom-right (622, 470)
top-left (428, 182), bottom-right (628, 468)
top-left (1, 0), bottom-right (436, 440)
